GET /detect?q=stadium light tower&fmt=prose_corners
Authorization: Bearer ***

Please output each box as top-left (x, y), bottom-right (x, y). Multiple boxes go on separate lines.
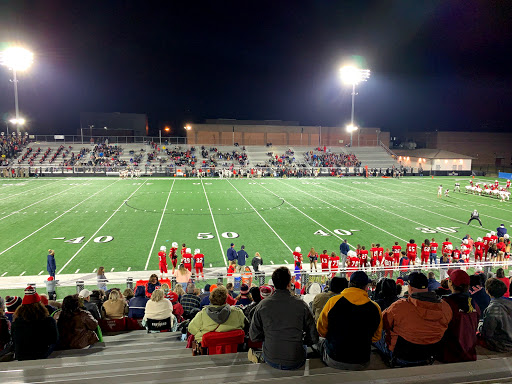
top-left (1, 47), bottom-right (34, 136)
top-left (339, 65), bottom-right (370, 147)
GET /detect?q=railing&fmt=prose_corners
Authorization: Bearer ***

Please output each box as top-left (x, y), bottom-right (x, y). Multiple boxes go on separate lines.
top-left (379, 140), bottom-right (398, 160)
top-left (26, 135), bottom-right (188, 145)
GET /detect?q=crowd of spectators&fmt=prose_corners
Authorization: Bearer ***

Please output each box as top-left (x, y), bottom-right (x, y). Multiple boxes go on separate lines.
top-left (304, 148), bottom-right (361, 167)
top-left (0, 136), bottom-right (28, 166)
top-left (267, 149), bottom-right (296, 166)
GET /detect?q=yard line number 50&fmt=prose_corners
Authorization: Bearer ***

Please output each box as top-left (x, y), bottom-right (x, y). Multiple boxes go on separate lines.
top-left (197, 232), bottom-right (239, 240)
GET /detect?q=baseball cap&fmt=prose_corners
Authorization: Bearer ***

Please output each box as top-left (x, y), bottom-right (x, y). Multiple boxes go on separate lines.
top-left (350, 271), bottom-right (371, 286)
top-left (22, 285), bottom-right (41, 305)
top-left (407, 272), bottom-right (428, 289)
top-left (448, 269), bottom-right (470, 286)
top-left (230, 243), bottom-right (234, 246)
top-left (78, 289), bottom-right (92, 298)
top-left (396, 278), bottom-right (404, 286)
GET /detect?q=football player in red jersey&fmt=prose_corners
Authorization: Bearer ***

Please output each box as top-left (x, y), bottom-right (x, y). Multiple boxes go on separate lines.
top-left (392, 242), bottom-right (401, 264)
top-left (346, 251), bottom-right (359, 278)
top-left (442, 238), bottom-right (452, 255)
top-left (474, 237), bottom-right (484, 262)
top-left (420, 239), bottom-right (430, 267)
top-left (451, 247), bottom-right (461, 263)
top-left (383, 251), bottom-right (395, 278)
top-left (158, 245), bottom-right (168, 279)
top-left (293, 247), bottom-right (303, 270)
top-left (507, 179), bottom-right (511, 191)
top-left (193, 249), bottom-right (205, 280)
top-left (490, 231), bottom-right (499, 244)
top-left (370, 243), bottom-right (378, 271)
top-left (169, 242), bottom-right (178, 273)
top-left (320, 250), bottom-right (330, 273)
top-left (406, 239), bottom-right (417, 265)
top-left (181, 243), bottom-right (187, 257)
top-left (482, 233), bottom-right (492, 261)
top-left (182, 248), bottom-right (193, 272)
top-left (359, 246), bottom-right (369, 269)
top-left (376, 243), bottom-right (384, 265)
top-left (430, 238), bottom-right (439, 267)
top-left (329, 252), bottom-right (340, 278)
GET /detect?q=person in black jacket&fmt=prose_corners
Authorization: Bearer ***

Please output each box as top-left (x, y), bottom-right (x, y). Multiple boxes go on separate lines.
top-left (251, 252), bottom-right (263, 273)
top-left (11, 286), bottom-right (58, 361)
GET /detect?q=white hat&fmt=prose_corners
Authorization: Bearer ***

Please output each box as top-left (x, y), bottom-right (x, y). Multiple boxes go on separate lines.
top-left (186, 248), bottom-right (191, 253)
top-left (477, 237), bottom-right (482, 242)
top-left (194, 249), bottom-right (200, 255)
top-left (505, 234), bottom-right (510, 240)
top-left (160, 246), bottom-right (166, 251)
top-left (78, 289), bottom-right (92, 298)
top-left (172, 242), bottom-right (178, 248)
top-left (491, 231), bottom-right (496, 236)
top-left (295, 246), bottom-right (301, 253)
top-left (347, 250), bottom-right (357, 257)
top-left (463, 239), bottom-right (468, 244)
top-left (446, 244), bottom-right (453, 250)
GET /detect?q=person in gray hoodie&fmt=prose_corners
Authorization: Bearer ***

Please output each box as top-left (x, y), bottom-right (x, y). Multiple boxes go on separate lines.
top-left (478, 278), bottom-right (512, 352)
top-left (188, 286), bottom-right (247, 343)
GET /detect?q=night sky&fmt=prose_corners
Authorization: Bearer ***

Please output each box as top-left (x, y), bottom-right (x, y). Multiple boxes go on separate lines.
top-left (1, 1), bottom-right (511, 138)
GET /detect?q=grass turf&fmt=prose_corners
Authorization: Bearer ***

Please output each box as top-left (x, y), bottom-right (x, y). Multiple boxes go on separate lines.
top-left (0, 176), bottom-right (510, 282)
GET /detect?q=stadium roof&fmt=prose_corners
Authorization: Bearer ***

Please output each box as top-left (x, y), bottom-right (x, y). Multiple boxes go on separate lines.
top-left (393, 149), bottom-right (474, 160)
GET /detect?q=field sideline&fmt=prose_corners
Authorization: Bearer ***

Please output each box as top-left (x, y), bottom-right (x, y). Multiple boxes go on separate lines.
top-left (0, 176), bottom-right (510, 281)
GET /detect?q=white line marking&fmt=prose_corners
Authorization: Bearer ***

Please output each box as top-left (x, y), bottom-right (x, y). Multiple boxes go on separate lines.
top-left (210, 263), bottom-right (213, 268)
top-left (284, 260), bottom-right (289, 264)
top-left (75, 269), bottom-right (80, 273)
top-left (1, 272), bottom-right (7, 277)
top-left (201, 179), bottom-right (227, 266)
top-left (145, 180), bottom-right (176, 270)
top-left (58, 180), bottom-right (147, 274)
top-left (38, 270), bottom-right (44, 275)
top-left (227, 179), bottom-right (293, 252)
top-left (270, 261), bottom-right (274, 265)
top-left (0, 181), bottom-right (120, 257)
top-left (20, 271), bottom-right (26, 276)
top-left (53, 237), bottom-right (65, 240)
top-left (0, 179), bottom-right (61, 202)
top-left (127, 267), bottom-right (131, 272)
top-left (93, 268), bottom-right (97, 273)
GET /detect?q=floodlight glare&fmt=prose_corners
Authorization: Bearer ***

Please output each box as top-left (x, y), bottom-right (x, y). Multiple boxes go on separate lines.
top-left (184, 125), bottom-right (192, 131)
top-left (9, 118), bottom-right (25, 125)
top-left (339, 65), bottom-right (370, 85)
top-left (346, 124), bottom-right (358, 132)
top-left (1, 47), bottom-right (34, 71)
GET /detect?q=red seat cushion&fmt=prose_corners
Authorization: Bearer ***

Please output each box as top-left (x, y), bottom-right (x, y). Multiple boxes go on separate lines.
top-left (125, 317), bottom-right (145, 330)
top-left (99, 317), bottom-right (126, 332)
top-left (201, 329), bottom-right (245, 355)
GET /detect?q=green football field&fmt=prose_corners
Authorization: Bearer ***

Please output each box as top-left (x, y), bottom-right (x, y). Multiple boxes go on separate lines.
top-left (0, 175), bottom-right (510, 278)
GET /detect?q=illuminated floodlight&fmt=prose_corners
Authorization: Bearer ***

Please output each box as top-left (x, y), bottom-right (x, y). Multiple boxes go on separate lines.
top-left (164, 126), bottom-right (170, 132)
top-left (1, 47), bottom-right (34, 71)
top-left (339, 65), bottom-right (370, 85)
top-left (184, 125), bottom-right (192, 131)
top-left (346, 124), bottom-right (358, 132)
top-left (9, 118), bottom-right (26, 125)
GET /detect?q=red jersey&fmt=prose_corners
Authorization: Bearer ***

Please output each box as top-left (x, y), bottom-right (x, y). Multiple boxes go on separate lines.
top-left (194, 253), bottom-right (205, 266)
top-left (181, 247), bottom-right (186, 257)
top-left (293, 252), bottom-right (303, 266)
top-left (169, 247), bottom-right (178, 259)
top-left (442, 242), bottom-right (452, 254)
top-left (392, 245), bottom-right (401, 258)
top-left (182, 253), bottom-right (193, 270)
top-left (460, 244), bottom-right (470, 256)
top-left (452, 249), bottom-right (461, 262)
top-left (507, 180), bottom-right (511, 188)
top-left (376, 247), bottom-right (384, 263)
top-left (158, 251), bottom-right (167, 265)
top-left (330, 255), bottom-right (340, 270)
top-left (406, 243), bottom-right (417, 258)
top-left (349, 256), bottom-right (359, 269)
top-left (421, 244), bottom-right (431, 256)
top-left (491, 235), bottom-right (499, 244)
top-left (383, 255), bottom-right (394, 268)
top-left (497, 242), bottom-right (506, 253)
top-left (359, 250), bottom-right (369, 265)
top-left (483, 236), bottom-right (491, 250)
top-left (227, 265), bottom-right (235, 276)
top-left (320, 253), bottom-right (329, 266)
top-left (370, 247), bottom-right (378, 260)
top-left (474, 241), bottom-right (484, 253)
top-left (430, 242), bottom-right (438, 254)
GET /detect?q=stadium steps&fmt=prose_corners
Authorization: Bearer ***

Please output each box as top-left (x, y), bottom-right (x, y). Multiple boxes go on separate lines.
top-left (349, 146), bottom-right (398, 169)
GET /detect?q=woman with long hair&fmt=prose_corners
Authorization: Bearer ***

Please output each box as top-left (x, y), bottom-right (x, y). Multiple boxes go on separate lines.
top-left (307, 247), bottom-right (318, 272)
top-left (173, 283), bottom-right (186, 300)
top-left (55, 295), bottom-right (98, 350)
top-left (96, 266), bottom-right (108, 291)
top-left (235, 284), bottom-right (253, 307)
top-left (173, 264), bottom-right (192, 290)
top-left (496, 268), bottom-right (510, 298)
top-left (147, 274), bottom-right (161, 295)
top-left (101, 289), bottom-right (128, 319)
top-left (11, 286), bottom-right (58, 360)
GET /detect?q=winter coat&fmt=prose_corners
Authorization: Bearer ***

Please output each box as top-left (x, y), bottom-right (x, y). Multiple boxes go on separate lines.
top-left (128, 286), bottom-right (149, 318)
top-left (143, 299), bottom-right (173, 325)
top-left (12, 316), bottom-right (58, 361)
top-left (55, 309), bottom-right (98, 350)
top-left (102, 299), bottom-right (128, 319)
top-left (469, 285), bottom-right (491, 318)
top-left (237, 249), bottom-right (248, 266)
top-left (188, 304), bottom-right (246, 343)
top-left (0, 315), bottom-right (11, 352)
top-left (47, 254), bottom-right (56, 274)
top-left (383, 291), bottom-right (453, 352)
top-left (147, 281), bottom-right (161, 295)
top-left (478, 297), bottom-right (512, 352)
top-left (312, 291), bottom-right (338, 322)
top-left (251, 256), bottom-right (263, 272)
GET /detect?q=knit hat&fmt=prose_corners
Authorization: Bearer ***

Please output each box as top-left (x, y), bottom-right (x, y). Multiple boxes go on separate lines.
top-left (166, 291), bottom-right (179, 303)
top-left (209, 284), bottom-right (218, 292)
top-left (40, 295), bottom-right (49, 306)
top-left (259, 285), bottom-right (274, 299)
top-left (240, 284), bottom-right (249, 295)
top-left (5, 296), bottom-right (22, 312)
top-left (22, 286), bottom-right (41, 305)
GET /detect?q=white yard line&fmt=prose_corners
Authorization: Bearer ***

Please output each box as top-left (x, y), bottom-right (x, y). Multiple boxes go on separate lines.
top-left (20, 271), bottom-right (26, 276)
top-left (144, 180), bottom-right (176, 270)
top-left (0, 180), bottom-right (120, 257)
top-left (57, 180), bottom-right (147, 274)
top-left (0, 179), bottom-right (62, 202)
top-left (38, 270), bottom-right (44, 275)
top-left (75, 269), bottom-right (80, 274)
top-left (227, 180), bottom-right (293, 253)
top-left (127, 267), bottom-right (131, 272)
top-left (278, 180), bottom-right (408, 242)
top-left (1, 272), bottom-right (7, 277)
top-left (201, 179), bottom-right (227, 266)
top-left (257, 183), bottom-right (355, 249)
top-left (0, 185), bottom-right (78, 221)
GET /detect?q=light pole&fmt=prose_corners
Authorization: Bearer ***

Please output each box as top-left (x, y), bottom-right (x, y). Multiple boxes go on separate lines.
top-left (184, 125), bottom-right (191, 145)
top-left (1, 47), bottom-right (34, 136)
top-left (339, 65), bottom-right (370, 147)
top-left (346, 124), bottom-right (358, 147)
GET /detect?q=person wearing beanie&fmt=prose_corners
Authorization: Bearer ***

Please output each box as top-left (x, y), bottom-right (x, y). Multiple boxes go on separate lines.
top-left (317, 272), bottom-right (382, 370)
top-left (54, 295), bottom-right (98, 350)
top-left (11, 286), bottom-right (58, 360)
top-left (375, 272), bottom-right (452, 367)
top-left (45, 276), bottom-right (58, 301)
top-left (312, 277), bottom-right (348, 322)
top-left (235, 284), bottom-right (253, 307)
top-left (5, 296), bottom-right (22, 322)
top-left (47, 250), bottom-right (56, 279)
top-left (438, 269), bottom-right (480, 363)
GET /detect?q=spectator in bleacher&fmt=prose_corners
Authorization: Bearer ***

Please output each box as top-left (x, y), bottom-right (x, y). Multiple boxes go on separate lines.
top-left (147, 274), bottom-right (161, 295)
top-left (375, 278), bottom-right (399, 312)
top-left (469, 274), bottom-right (490, 318)
top-left (199, 284), bottom-right (211, 301)
top-left (96, 267), bottom-right (108, 291)
top-left (55, 295), bottom-right (98, 350)
top-left (11, 286), bottom-right (58, 360)
top-left (427, 272), bottom-right (441, 292)
top-left (89, 290), bottom-right (105, 316)
top-left (436, 278), bottom-right (452, 298)
top-left (243, 287), bottom-right (263, 323)
top-left (101, 290), bottom-right (128, 319)
top-left (181, 283), bottom-right (201, 319)
top-left (188, 286), bottom-right (247, 344)
top-left (128, 286), bottom-right (149, 318)
top-left (496, 268), bottom-right (510, 298)
top-left (438, 270), bottom-right (479, 363)
top-left (174, 284), bottom-right (186, 301)
top-left (478, 278), bottom-right (512, 352)
top-left (5, 296), bottom-right (22, 323)
top-left (312, 277), bottom-right (347, 322)
top-left (123, 288), bottom-right (134, 302)
top-left (249, 267), bottom-right (318, 370)
top-left (174, 264), bottom-right (192, 290)
top-left (375, 272), bottom-right (452, 367)
top-left (235, 284), bottom-right (253, 307)
top-left (143, 289), bottom-right (174, 329)
top-left (78, 289), bottom-right (101, 321)
top-left (0, 297), bottom-right (11, 356)
top-left (317, 271), bottom-right (382, 370)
